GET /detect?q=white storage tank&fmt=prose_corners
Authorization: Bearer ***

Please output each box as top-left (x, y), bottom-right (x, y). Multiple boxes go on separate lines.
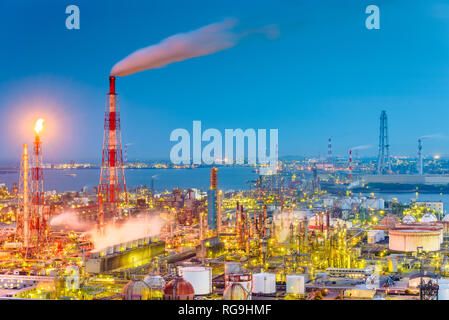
top-left (439, 279), bottom-right (449, 300)
top-left (180, 266), bottom-right (212, 295)
top-left (252, 273), bottom-right (276, 294)
top-left (224, 262), bottom-right (241, 275)
top-left (286, 274), bottom-right (305, 295)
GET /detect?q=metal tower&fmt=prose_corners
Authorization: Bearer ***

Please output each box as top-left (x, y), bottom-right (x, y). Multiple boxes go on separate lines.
top-left (98, 76), bottom-right (127, 221)
top-left (377, 110), bottom-right (391, 174)
top-left (30, 119), bottom-right (47, 255)
top-left (18, 144), bottom-right (30, 248)
top-left (417, 138), bottom-right (423, 175)
top-left (327, 137), bottom-right (332, 163)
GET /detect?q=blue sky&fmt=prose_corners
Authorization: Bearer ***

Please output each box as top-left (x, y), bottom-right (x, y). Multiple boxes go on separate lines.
top-left (1, 0), bottom-right (449, 163)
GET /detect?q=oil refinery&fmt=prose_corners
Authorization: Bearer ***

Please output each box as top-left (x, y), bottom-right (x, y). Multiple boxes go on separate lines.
top-left (0, 79), bottom-right (448, 301)
top-left (3, 0), bottom-right (449, 307)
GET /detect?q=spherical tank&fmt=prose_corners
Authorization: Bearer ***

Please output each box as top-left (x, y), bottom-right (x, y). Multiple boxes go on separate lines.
top-left (225, 273), bottom-right (252, 300)
top-left (163, 277), bottom-right (195, 300)
top-left (223, 283), bottom-right (248, 300)
top-left (122, 279), bottom-right (151, 300)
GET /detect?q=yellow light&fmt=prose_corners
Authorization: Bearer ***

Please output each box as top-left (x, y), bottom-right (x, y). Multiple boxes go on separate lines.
top-left (35, 118), bottom-right (44, 134)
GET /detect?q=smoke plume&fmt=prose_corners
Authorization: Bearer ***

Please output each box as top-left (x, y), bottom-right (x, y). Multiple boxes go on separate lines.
top-left (111, 18), bottom-right (279, 77)
top-left (50, 211), bottom-right (91, 232)
top-left (88, 215), bottom-right (166, 252)
top-left (351, 145), bottom-right (373, 151)
top-left (419, 134), bottom-right (447, 140)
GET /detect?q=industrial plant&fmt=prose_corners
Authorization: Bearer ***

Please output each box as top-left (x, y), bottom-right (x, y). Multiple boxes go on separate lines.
top-left (2, 1), bottom-right (449, 303)
top-left (0, 82), bottom-right (449, 301)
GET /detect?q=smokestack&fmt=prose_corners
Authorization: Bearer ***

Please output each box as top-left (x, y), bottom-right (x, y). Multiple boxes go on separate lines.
top-left (418, 138), bottom-right (423, 175)
top-left (109, 76), bottom-right (116, 94)
top-left (99, 76), bottom-right (127, 218)
top-left (349, 149), bottom-right (353, 180)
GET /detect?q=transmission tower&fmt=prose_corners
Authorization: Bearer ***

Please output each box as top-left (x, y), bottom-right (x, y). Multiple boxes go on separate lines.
top-left (98, 76), bottom-right (127, 222)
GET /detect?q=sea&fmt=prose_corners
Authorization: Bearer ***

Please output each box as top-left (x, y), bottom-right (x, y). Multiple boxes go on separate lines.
top-left (0, 167), bottom-right (258, 193)
top-left (2, 168), bottom-right (449, 214)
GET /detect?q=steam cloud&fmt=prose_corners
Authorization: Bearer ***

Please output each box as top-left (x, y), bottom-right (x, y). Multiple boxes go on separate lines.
top-left (351, 145), bottom-right (373, 151)
top-left (88, 215), bottom-right (166, 252)
top-left (419, 134), bottom-right (447, 140)
top-left (50, 211), bottom-right (91, 232)
top-left (111, 18), bottom-right (279, 77)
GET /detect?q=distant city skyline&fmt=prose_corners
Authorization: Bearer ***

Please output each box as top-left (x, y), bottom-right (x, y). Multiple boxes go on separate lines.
top-left (2, 1), bottom-right (449, 163)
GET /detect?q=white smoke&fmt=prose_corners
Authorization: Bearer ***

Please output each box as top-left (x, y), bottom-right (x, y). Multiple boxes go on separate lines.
top-left (50, 211), bottom-right (92, 231)
top-left (419, 133), bottom-right (447, 140)
top-left (351, 145), bottom-right (373, 151)
top-left (87, 215), bottom-right (166, 252)
top-left (111, 18), bottom-right (279, 77)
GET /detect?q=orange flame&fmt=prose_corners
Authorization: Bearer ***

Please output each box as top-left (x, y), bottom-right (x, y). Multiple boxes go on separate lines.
top-left (34, 118), bottom-right (44, 135)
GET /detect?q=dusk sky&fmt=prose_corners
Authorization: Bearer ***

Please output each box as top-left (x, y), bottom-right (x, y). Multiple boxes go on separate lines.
top-left (2, 0), bottom-right (449, 163)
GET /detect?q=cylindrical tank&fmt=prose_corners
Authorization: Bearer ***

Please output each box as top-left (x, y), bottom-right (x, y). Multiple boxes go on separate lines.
top-left (180, 266), bottom-right (212, 295)
top-left (286, 274), bottom-right (305, 295)
top-left (252, 273), bottom-right (276, 294)
top-left (439, 280), bottom-right (449, 300)
top-left (113, 244), bottom-right (121, 253)
top-left (106, 246), bottom-right (114, 255)
top-left (225, 273), bottom-right (252, 299)
top-left (224, 262), bottom-right (240, 275)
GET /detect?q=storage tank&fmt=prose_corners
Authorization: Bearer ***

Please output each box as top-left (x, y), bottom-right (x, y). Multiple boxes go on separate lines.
top-left (252, 273), bottom-right (276, 294)
top-left (224, 262), bottom-right (240, 275)
top-left (223, 283), bottom-right (249, 300)
top-left (286, 274), bottom-right (305, 295)
top-left (144, 275), bottom-right (166, 289)
top-left (113, 244), bottom-right (121, 253)
top-left (439, 279), bottom-right (449, 300)
top-left (180, 266), bottom-right (212, 295)
top-left (106, 246), bottom-right (114, 255)
top-left (225, 273), bottom-right (252, 299)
